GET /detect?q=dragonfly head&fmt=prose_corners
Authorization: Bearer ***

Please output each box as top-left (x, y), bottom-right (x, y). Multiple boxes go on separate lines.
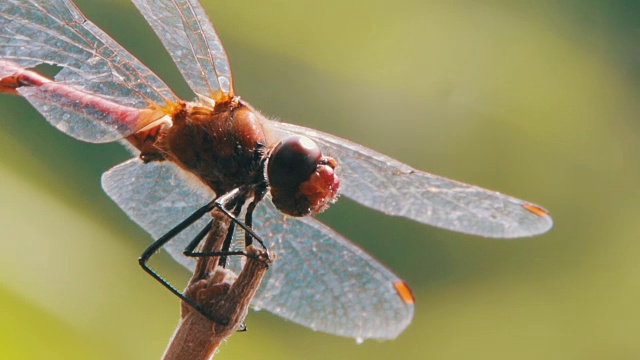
top-left (267, 135), bottom-right (340, 216)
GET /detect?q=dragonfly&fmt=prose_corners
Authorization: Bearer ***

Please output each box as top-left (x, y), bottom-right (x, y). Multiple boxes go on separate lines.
top-left (0, 0), bottom-right (552, 341)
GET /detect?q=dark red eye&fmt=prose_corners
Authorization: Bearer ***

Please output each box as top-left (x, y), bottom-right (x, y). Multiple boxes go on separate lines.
top-left (267, 135), bottom-right (340, 217)
top-left (267, 135), bottom-right (322, 190)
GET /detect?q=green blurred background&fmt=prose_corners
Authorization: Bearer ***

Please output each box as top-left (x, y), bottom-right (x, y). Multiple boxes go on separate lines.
top-left (1, 0), bottom-right (639, 359)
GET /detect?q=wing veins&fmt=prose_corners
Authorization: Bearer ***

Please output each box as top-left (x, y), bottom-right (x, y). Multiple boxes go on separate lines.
top-left (3, 1), bottom-right (177, 107)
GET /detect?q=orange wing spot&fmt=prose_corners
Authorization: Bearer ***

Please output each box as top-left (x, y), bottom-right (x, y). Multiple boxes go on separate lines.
top-left (522, 203), bottom-right (549, 217)
top-left (394, 281), bottom-right (415, 305)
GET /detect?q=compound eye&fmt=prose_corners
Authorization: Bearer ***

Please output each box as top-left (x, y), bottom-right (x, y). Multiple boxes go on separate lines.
top-left (267, 135), bottom-right (322, 190)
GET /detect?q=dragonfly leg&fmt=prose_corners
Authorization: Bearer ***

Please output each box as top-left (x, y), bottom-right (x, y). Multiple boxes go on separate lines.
top-left (243, 185), bottom-right (268, 248)
top-left (186, 197), bottom-right (271, 268)
top-left (184, 201), bottom-right (248, 267)
top-left (138, 200), bottom-right (233, 325)
top-left (212, 185), bottom-right (269, 252)
top-left (139, 187), bottom-right (270, 324)
top-left (219, 201), bottom-right (244, 267)
top-left (182, 219), bottom-right (216, 255)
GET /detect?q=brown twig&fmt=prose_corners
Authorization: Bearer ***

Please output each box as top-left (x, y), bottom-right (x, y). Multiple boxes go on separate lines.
top-left (162, 209), bottom-right (271, 360)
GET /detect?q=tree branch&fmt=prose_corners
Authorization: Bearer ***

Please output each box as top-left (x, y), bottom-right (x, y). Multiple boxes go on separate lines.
top-left (162, 209), bottom-right (271, 360)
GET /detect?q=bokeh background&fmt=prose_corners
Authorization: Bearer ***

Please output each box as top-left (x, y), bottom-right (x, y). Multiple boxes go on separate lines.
top-left (1, 0), bottom-right (639, 359)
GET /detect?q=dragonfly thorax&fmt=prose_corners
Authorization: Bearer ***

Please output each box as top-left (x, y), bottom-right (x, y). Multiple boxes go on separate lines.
top-left (157, 100), bottom-right (268, 195)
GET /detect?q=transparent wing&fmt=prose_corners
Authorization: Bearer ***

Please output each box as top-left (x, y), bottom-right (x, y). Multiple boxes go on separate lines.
top-left (0, 0), bottom-right (177, 142)
top-left (102, 158), bottom-right (413, 340)
top-left (235, 200), bottom-right (414, 340)
top-left (101, 158), bottom-right (214, 271)
top-left (270, 122), bottom-right (553, 238)
top-left (131, 0), bottom-right (234, 101)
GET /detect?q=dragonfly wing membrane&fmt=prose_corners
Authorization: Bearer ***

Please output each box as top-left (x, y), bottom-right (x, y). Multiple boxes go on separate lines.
top-left (228, 199), bottom-right (414, 340)
top-left (131, 0), bottom-right (234, 101)
top-left (102, 158), bottom-right (214, 271)
top-left (0, 0), bottom-right (178, 142)
top-left (271, 122), bottom-right (553, 238)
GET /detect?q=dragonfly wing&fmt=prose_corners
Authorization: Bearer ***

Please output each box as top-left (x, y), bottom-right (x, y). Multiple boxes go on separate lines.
top-left (0, 0), bottom-right (178, 142)
top-left (131, 0), bottom-right (234, 101)
top-left (227, 198), bottom-right (414, 340)
top-left (101, 158), bottom-right (213, 271)
top-left (271, 121), bottom-right (553, 238)
top-left (102, 158), bottom-right (412, 340)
